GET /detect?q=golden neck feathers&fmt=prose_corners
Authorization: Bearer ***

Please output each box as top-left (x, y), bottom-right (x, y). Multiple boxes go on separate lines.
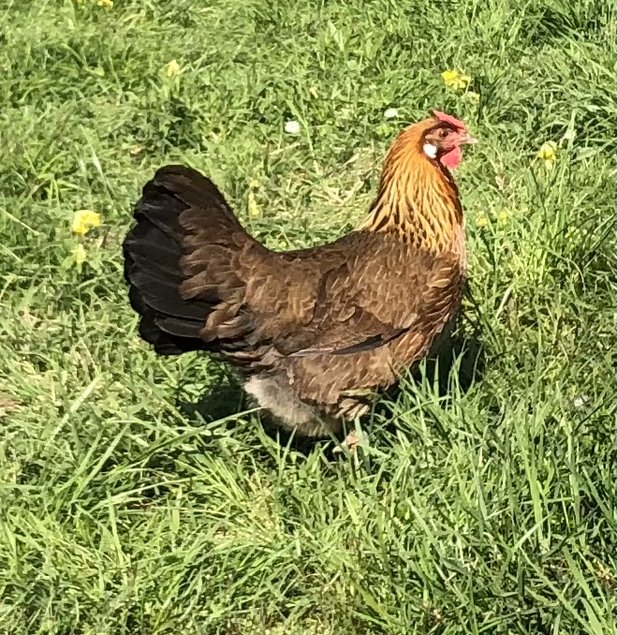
top-left (359, 120), bottom-right (464, 254)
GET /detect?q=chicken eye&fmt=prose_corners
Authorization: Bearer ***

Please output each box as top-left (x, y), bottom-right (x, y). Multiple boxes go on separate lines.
top-left (438, 128), bottom-right (450, 139)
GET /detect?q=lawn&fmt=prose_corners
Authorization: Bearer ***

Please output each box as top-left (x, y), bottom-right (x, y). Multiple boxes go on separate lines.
top-left (0, 0), bottom-right (615, 633)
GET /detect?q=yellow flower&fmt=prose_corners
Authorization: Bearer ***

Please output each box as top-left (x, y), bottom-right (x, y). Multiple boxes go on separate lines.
top-left (537, 141), bottom-right (557, 168)
top-left (72, 244), bottom-right (87, 267)
top-left (96, 0), bottom-right (113, 7)
top-left (164, 59), bottom-right (182, 78)
top-left (475, 213), bottom-right (488, 228)
top-left (441, 69), bottom-right (471, 91)
top-left (249, 178), bottom-right (261, 189)
top-left (72, 210), bottom-right (101, 236)
top-left (498, 210), bottom-right (509, 225)
top-left (248, 191), bottom-right (260, 217)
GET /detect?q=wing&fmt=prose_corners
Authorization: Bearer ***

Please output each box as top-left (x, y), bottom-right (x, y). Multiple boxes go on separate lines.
top-left (211, 230), bottom-right (463, 360)
top-left (125, 165), bottom-right (462, 366)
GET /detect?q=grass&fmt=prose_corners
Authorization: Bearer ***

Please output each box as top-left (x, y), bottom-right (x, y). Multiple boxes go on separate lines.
top-left (0, 0), bottom-right (615, 633)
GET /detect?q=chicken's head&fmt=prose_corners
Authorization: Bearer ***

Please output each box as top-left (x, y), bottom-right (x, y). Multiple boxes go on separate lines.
top-left (422, 110), bottom-right (477, 169)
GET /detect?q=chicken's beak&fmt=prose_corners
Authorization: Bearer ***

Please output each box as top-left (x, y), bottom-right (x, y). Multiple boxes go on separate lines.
top-left (461, 132), bottom-right (478, 145)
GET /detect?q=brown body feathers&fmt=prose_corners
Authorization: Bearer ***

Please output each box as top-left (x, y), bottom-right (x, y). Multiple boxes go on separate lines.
top-left (123, 113), bottom-right (473, 436)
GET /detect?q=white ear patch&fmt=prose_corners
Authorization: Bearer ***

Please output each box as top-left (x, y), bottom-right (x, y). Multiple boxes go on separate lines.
top-left (423, 143), bottom-right (438, 158)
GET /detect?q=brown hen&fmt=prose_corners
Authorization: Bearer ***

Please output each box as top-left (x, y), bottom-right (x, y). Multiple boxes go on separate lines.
top-left (123, 110), bottom-right (476, 436)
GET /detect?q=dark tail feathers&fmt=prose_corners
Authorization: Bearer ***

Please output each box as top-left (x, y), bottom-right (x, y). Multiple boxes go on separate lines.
top-left (123, 165), bottom-right (238, 355)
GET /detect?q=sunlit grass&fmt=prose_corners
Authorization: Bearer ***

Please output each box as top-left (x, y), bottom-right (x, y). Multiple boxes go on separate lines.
top-left (0, 0), bottom-right (614, 633)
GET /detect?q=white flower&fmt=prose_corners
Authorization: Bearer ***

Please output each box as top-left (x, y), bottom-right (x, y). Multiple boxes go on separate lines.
top-left (573, 395), bottom-right (589, 408)
top-left (384, 107), bottom-right (399, 119)
top-left (284, 120), bottom-right (301, 135)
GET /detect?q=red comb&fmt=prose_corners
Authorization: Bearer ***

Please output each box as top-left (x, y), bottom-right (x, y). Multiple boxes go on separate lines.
top-left (432, 109), bottom-right (466, 130)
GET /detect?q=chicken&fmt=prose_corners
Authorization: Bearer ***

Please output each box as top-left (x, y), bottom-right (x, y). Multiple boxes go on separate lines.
top-left (123, 110), bottom-right (476, 437)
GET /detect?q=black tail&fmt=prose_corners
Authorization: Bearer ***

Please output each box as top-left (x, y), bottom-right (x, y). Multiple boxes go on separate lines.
top-left (123, 165), bottom-right (240, 355)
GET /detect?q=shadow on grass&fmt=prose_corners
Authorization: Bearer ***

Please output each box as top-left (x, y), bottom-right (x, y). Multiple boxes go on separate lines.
top-left (394, 330), bottom-right (485, 403)
top-left (177, 374), bottom-right (246, 423)
top-left (174, 328), bottom-right (486, 458)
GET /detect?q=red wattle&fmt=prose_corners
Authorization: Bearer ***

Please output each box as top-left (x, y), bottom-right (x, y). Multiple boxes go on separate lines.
top-left (440, 146), bottom-right (462, 169)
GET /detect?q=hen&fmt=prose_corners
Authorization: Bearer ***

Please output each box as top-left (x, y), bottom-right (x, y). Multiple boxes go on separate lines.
top-left (123, 110), bottom-right (476, 437)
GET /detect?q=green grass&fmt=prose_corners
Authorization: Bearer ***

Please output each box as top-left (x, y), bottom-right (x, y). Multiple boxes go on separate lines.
top-left (0, 0), bottom-right (615, 633)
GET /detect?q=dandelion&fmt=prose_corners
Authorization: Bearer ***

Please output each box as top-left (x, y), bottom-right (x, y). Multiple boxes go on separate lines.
top-left (164, 59), bottom-right (182, 78)
top-left (248, 179), bottom-right (261, 216)
top-left (475, 213), bottom-right (488, 228)
top-left (248, 191), bottom-right (260, 217)
top-left (284, 120), bottom-right (301, 135)
top-left (537, 141), bottom-right (557, 169)
top-left (72, 210), bottom-right (101, 236)
top-left (441, 69), bottom-right (471, 91)
top-left (72, 244), bottom-right (87, 267)
top-left (498, 210), bottom-right (510, 225)
top-left (383, 107), bottom-right (399, 119)
top-left (96, 0), bottom-right (113, 7)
